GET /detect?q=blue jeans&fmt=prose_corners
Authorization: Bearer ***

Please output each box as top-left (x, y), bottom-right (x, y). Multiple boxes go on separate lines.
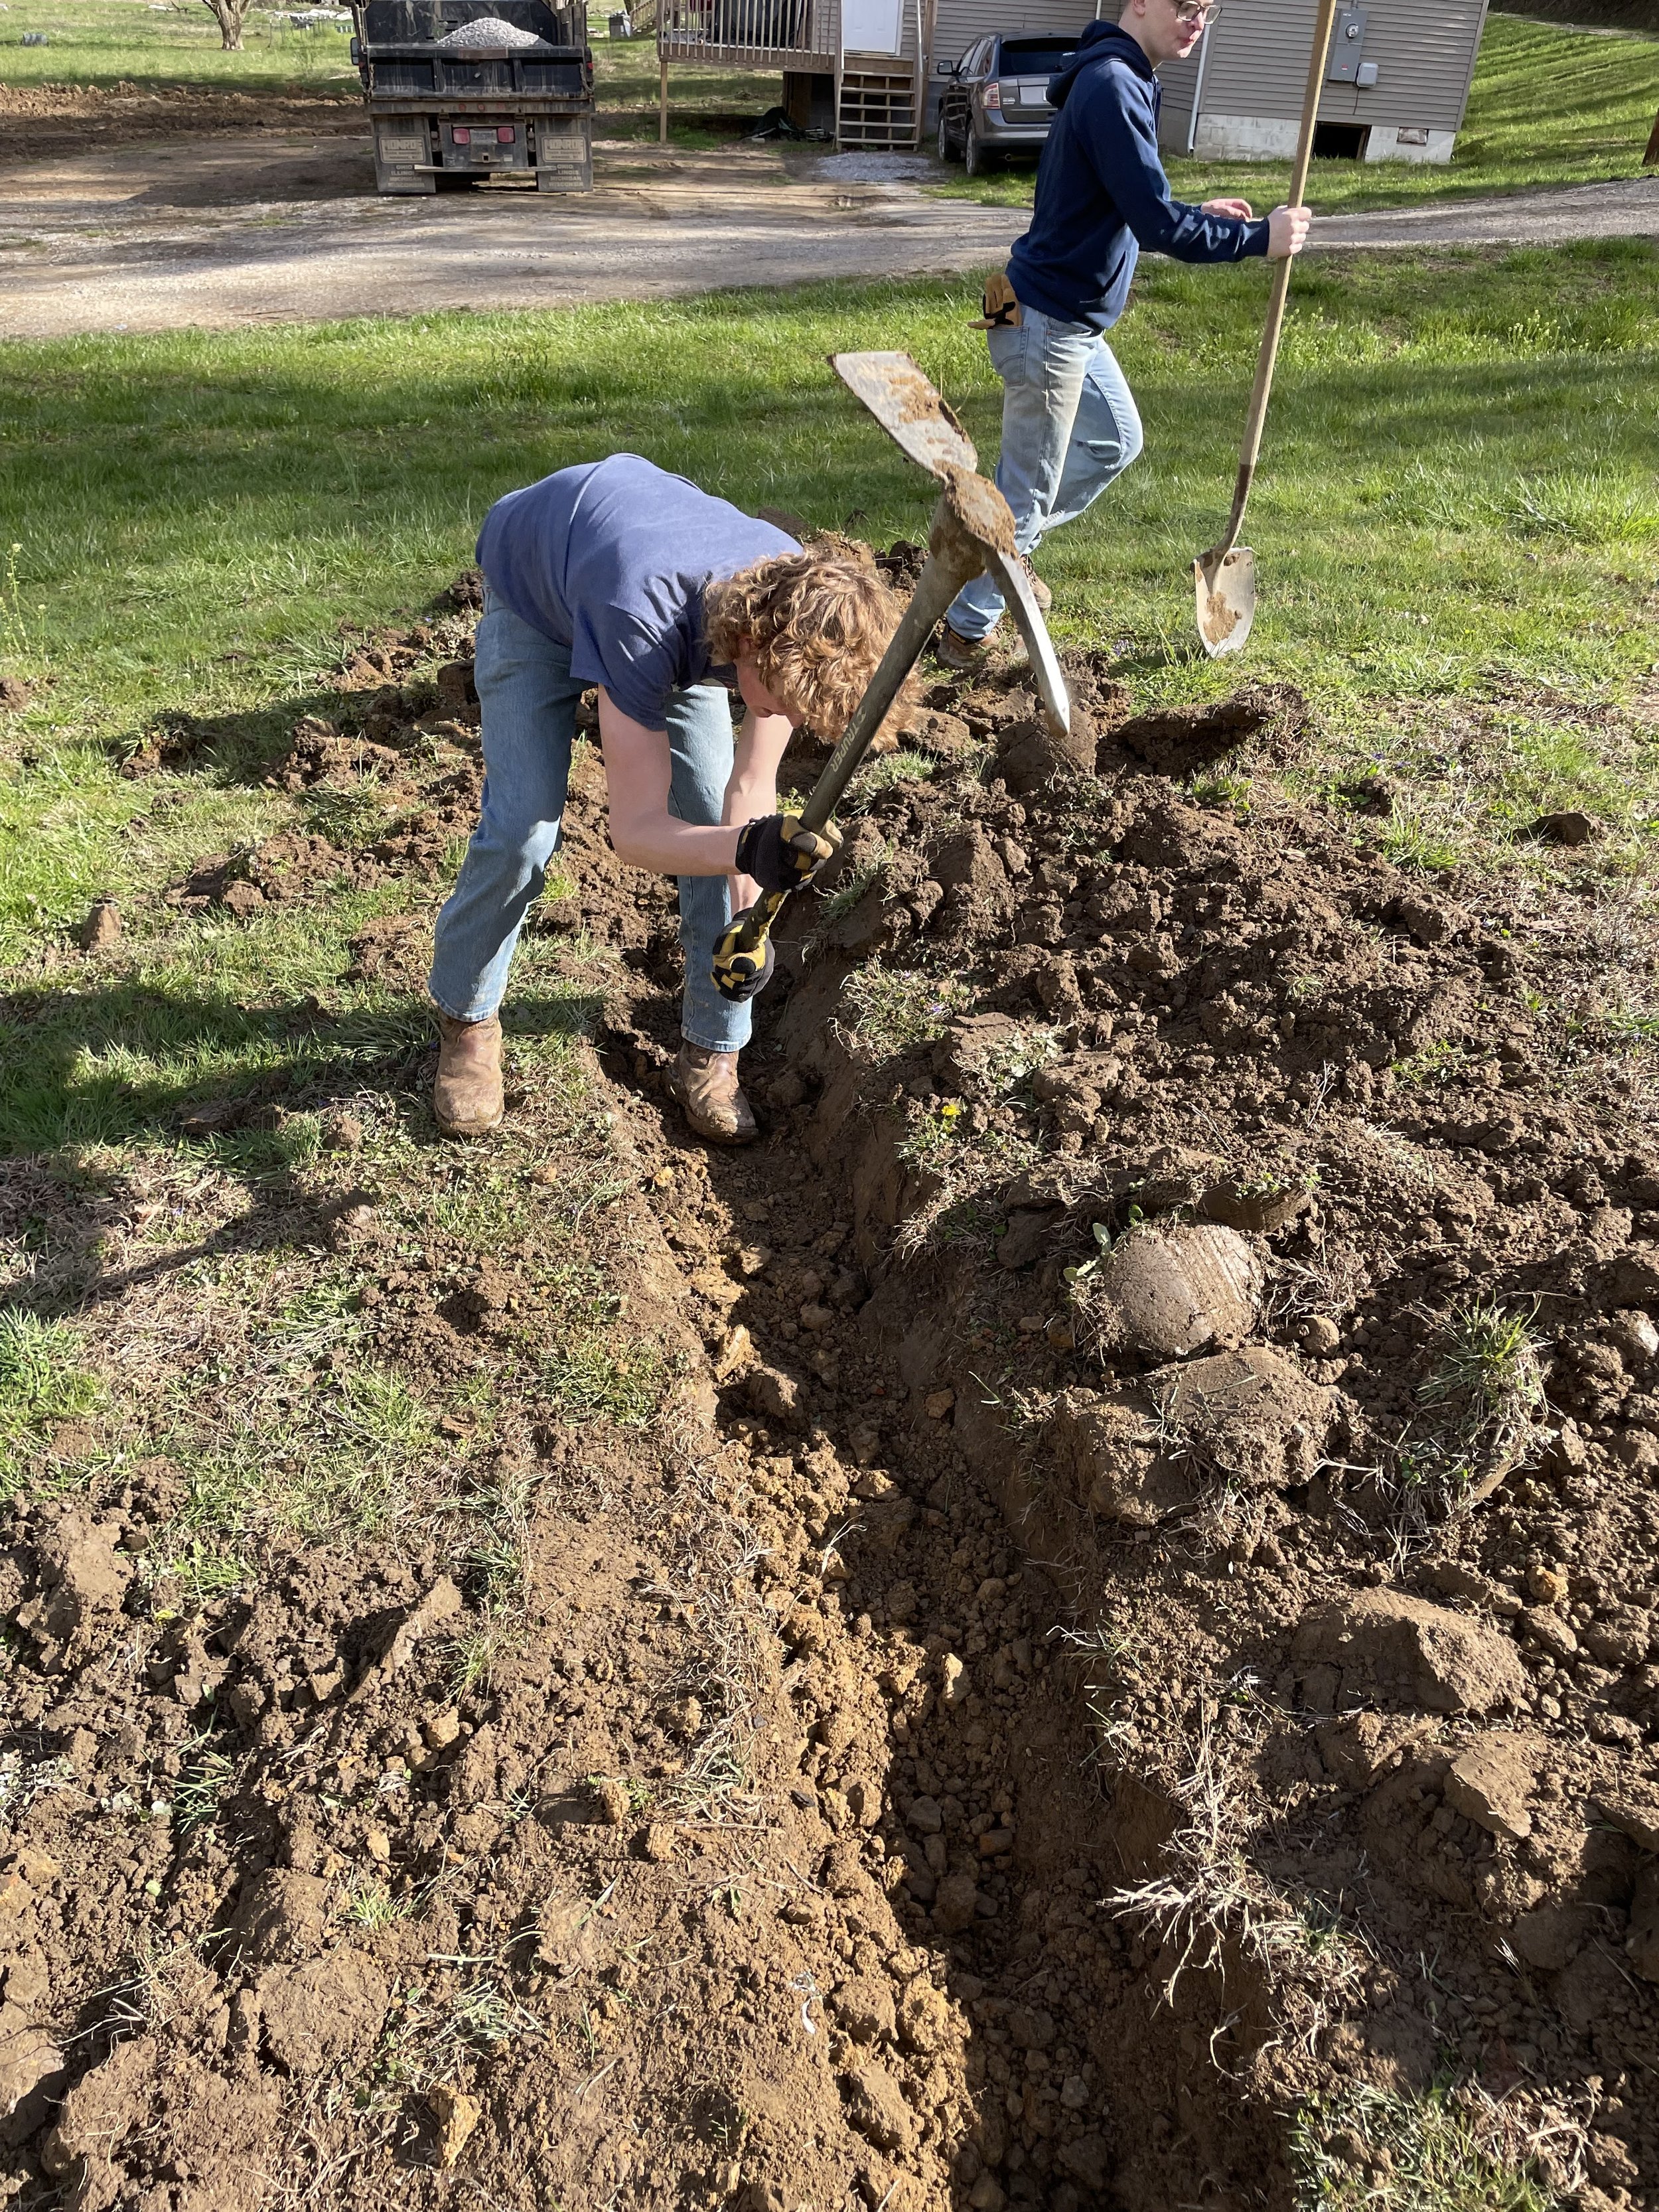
top-left (946, 306), bottom-right (1145, 643)
top-left (429, 593), bottom-right (750, 1054)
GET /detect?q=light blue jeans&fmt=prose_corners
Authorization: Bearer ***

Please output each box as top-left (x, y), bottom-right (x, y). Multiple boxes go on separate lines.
top-left (429, 592), bottom-right (750, 1054)
top-left (947, 305), bottom-right (1145, 643)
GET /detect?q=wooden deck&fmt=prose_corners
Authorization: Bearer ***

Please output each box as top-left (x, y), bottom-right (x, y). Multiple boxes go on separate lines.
top-left (656, 31), bottom-right (835, 64)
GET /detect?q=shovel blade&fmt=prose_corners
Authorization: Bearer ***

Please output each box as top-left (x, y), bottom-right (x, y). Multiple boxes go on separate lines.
top-left (1194, 545), bottom-right (1256, 660)
top-left (831, 350), bottom-right (978, 481)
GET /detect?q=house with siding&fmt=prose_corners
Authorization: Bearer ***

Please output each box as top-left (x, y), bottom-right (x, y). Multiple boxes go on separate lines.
top-left (651, 0), bottom-right (1488, 159)
top-left (1157, 0), bottom-right (1490, 165)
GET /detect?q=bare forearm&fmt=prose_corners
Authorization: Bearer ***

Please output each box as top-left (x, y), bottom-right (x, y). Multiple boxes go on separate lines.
top-left (611, 816), bottom-right (742, 877)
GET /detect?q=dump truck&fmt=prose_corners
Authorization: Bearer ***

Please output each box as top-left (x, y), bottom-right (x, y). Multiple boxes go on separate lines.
top-left (350, 0), bottom-right (594, 195)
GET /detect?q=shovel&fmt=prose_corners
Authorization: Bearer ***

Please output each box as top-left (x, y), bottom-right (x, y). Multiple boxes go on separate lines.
top-left (711, 350), bottom-right (1071, 1001)
top-left (1194, 0), bottom-right (1340, 658)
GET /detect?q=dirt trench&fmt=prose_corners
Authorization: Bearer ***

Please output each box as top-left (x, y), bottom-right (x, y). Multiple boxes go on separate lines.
top-left (5, 601), bottom-right (1659, 2211)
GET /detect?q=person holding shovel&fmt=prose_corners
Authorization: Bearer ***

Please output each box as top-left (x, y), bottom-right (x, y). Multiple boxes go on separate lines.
top-left (429, 452), bottom-right (904, 1145)
top-left (937, 0), bottom-right (1313, 669)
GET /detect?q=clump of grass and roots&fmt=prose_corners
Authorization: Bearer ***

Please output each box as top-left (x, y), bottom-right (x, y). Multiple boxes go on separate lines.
top-left (1106, 1714), bottom-right (1368, 2053)
top-left (837, 960), bottom-right (972, 1052)
top-left (1388, 1297), bottom-right (1546, 1538)
top-left (1291, 2079), bottom-right (1585, 2211)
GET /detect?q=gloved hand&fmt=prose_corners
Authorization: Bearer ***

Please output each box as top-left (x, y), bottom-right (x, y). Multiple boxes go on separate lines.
top-left (711, 909), bottom-right (777, 1003)
top-left (734, 813), bottom-right (843, 895)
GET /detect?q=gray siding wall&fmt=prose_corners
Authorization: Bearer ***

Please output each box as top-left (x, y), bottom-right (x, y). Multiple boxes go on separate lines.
top-left (1193, 0), bottom-right (1488, 133)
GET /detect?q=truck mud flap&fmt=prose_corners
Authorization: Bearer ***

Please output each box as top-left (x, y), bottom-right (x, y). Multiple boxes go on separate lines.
top-left (374, 117), bottom-right (435, 193)
top-left (535, 113), bottom-right (592, 192)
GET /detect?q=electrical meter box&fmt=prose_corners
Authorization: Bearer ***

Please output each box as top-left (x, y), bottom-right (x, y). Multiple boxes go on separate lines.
top-left (1327, 6), bottom-right (1368, 82)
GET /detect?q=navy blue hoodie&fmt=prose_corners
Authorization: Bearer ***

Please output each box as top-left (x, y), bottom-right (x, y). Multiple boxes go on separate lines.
top-left (1007, 21), bottom-right (1270, 332)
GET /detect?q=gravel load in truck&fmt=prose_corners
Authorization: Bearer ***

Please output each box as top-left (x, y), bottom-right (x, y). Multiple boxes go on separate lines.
top-left (350, 0), bottom-right (594, 195)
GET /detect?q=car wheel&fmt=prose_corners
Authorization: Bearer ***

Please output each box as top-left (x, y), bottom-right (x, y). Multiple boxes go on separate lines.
top-left (936, 108), bottom-right (960, 162)
top-left (964, 127), bottom-right (994, 177)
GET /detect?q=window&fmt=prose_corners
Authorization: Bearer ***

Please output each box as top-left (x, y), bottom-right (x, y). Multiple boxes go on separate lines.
top-left (996, 37), bottom-right (1076, 72)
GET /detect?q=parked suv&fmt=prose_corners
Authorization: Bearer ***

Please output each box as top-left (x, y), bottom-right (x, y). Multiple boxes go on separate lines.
top-left (935, 30), bottom-right (1080, 175)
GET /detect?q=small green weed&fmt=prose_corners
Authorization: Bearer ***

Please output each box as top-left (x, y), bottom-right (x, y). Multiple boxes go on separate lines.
top-left (979, 1024), bottom-right (1064, 1094)
top-left (173, 1735), bottom-right (236, 1838)
top-left (1, 542), bottom-right (31, 669)
top-left (1376, 809), bottom-right (1465, 874)
top-left (446, 1615), bottom-right (518, 1698)
top-left (812, 846), bottom-right (891, 936)
top-left (1421, 1297), bottom-right (1545, 1445)
top-left (845, 748), bottom-right (936, 808)
top-left (1191, 769), bottom-right (1252, 814)
top-left (376, 1963), bottom-right (545, 2095)
top-left (897, 1098), bottom-right (965, 1166)
top-left (1392, 1040), bottom-right (1484, 1088)
top-left (301, 784), bottom-right (391, 848)
top-left (1390, 1297), bottom-right (1547, 1532)
top-left (344, 1873), bottom-right (412, 1933)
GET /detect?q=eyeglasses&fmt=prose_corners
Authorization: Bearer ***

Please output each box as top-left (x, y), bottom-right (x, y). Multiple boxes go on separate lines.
top-left (1172, 2), bottom-right (1219, 22)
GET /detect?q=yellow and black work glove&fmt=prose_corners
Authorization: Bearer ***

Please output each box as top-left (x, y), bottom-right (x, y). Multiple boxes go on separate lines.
top-left (711, 908), bottom-right (777, 1003)
top-left (971, 270), bottom-right (1022, 331)
top-left (733, 813), bottom-right (843, 895)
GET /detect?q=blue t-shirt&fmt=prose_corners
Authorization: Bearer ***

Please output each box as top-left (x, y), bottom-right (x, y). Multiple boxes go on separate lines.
top-left (474, 454), bottom-right (799, 731)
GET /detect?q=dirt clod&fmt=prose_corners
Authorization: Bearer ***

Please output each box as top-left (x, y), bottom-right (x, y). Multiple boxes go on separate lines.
top-left (1080, 1220), bottom-right (1263, 1361)
top-left (78, 897), bottom-right (121, 952)
top-left (1294, 1589), bottom-right (1528, 1714)
top-left (429, 2083), bottom-right (482, 2169)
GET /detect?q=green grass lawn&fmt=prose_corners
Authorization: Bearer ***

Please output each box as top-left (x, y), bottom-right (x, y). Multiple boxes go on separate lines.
top-left (0, 0), bottom-right (360, 93)
top-left (934, 13), bottom-right (1659, 214)
top-left (1, 248), bottom-right (1656, 968)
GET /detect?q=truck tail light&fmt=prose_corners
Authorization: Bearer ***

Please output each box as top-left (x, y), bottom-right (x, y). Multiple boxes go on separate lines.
top-left (496, 124), bottom-right (515, 141)
top-left (981, 79), bottom-right (1001, 110)
top-left (451, 125), bottom-right (471, 142)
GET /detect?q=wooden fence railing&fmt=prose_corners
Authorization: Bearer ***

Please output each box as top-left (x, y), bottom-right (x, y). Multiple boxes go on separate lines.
top-left (656, 0), bottom-right (824, 52)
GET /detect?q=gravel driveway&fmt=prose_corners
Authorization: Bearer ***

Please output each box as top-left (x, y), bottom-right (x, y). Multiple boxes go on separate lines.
top-left (0, 130), bottom-right (1653, 338)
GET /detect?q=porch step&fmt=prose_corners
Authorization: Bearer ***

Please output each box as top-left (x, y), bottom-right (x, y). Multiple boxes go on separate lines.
top-left (836, 64), bottom-right (916, 148)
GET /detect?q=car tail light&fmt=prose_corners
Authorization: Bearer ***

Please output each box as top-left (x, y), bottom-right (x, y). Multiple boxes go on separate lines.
top-left (982, 78), bottom-right (1001, 109)
top-left (496, 124), bottom-right (515, 141)
top-left (451, 125), bottom-right (471, 142)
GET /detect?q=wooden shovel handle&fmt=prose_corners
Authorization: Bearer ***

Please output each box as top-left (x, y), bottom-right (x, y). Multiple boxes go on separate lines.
top-left (1215, 0), bottom-right (1341, 557)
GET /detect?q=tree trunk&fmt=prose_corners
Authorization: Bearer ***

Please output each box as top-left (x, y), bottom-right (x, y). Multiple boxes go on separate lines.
top-left (1645, 104), bottom-right (1659, 165)
top-left (202, 0), bottom-right (250, 48)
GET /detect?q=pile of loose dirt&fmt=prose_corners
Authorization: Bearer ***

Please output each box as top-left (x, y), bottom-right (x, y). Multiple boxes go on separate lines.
top-left (593, 651), bottom-right (1659, 2207)
top-left (11, 589), bottom-right (1659, 2212)
top-left (0, 81), bottom-right (362, 165)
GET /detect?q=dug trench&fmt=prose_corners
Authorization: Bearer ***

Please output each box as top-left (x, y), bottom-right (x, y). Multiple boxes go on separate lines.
top-left (3, 593), bottom-right (1659, 2211)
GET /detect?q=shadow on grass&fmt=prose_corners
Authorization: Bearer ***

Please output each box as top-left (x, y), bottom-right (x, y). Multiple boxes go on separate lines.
top-left (0, 980), bottom-right (600, 1156)
top-left (0, 980), bottom-right (604, 1321)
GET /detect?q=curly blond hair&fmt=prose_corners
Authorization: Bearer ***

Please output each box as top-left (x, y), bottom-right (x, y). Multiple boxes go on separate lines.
top-left (704, 536), bottom-right (910, 738)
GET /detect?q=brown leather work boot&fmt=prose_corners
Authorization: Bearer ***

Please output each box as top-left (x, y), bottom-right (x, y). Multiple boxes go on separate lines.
top-left (433, 1013), bottom-right (504, 1138)
top-left (665, 1043), bottom-right (757, 1147)
top-left (934, 622), bottom-right (990, 675)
